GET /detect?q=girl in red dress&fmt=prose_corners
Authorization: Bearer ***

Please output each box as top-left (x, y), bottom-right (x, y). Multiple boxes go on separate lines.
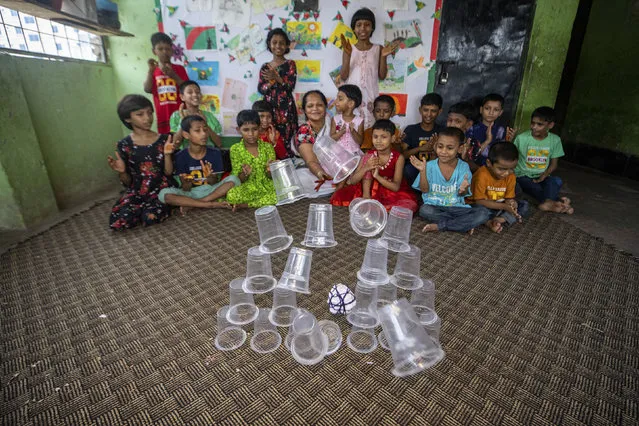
top-left (331, 119), bottom-right (418, 212)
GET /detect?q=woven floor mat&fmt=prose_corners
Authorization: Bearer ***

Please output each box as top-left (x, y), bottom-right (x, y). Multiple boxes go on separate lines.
top-left (1, 197), bottom-right (638, 425)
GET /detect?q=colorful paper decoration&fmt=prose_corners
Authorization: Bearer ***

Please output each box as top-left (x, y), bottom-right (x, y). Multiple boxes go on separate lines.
top-left (228, 53), bottom-right (236, 62)
top-left (313, 11), bottom-right (320, 20)
top-left (178, 19), bottom-right (188, 27)
top-left (416, 1), bottom-right (425, 12)
top-left (166, 5), bottom-right (178, 16)
top-left (387, 10), bottom-right (395, 20)
top-left (342, 0), bottom-right (350, 8)
top-left (321, 37), bottom-right (327, 47)
top-left (220, 23), bottom-right (230, 33)
top-left (333, 12), bottom-right (343, 22)
top-left (183, 26), bottom-right (217, 50)
top-left (301, 48), bottom-right (308, 57)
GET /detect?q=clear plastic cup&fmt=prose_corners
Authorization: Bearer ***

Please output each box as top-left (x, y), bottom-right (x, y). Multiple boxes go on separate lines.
top-left (226, 277), bottom-right (259, 325)
top-left (377, 330), bottom-right (390, 351)
top-left (378, 298), bottom-right (445, 377)
top-left (277, 247), bottom-right (313, 294)
top-left (378, 206), bottom-right (413, 253)
top-left (250, 308), bottom-right (282, 353)
top-left (255, 205), bottom-right (293, 254)
top-left (347, 326), bottom-right (378, 353)
top-left (349, 198), bottom-right (387, 237)
top-left (270, 159), bottom-right (307, 205)
top-left (269, 287), bottom-right (297, 327)
top-left (318, 320), bottom-right (342, 355)
top-left (290, 310), bottom-right (329, 365)
top-left (242, 246), bottom-right (277, 294)
top-left (214, 306), bottom-right (247, 351)
top-left (312, 135), bottom-right (361, 183)
top-left (376, 281), bottom-right (398, 310)
top-left (357, 239), bottom-right (390, 285)
top-left (346, 281), bottom-right (379, 328)
top-left (390, 245), bottom-right (424, 290)
top-left (302, 204), bottom-right (337, 248)
top-left (410, 279), bottom-right (435, 314)
top-left (417, 308), bottom-right (442, 346)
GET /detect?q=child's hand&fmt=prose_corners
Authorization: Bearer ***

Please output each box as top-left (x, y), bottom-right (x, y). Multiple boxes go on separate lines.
top-left (179, 173), bottom-right (193, 190)
top-left (163, 135), bottom-right (176, 155)
top-left (381, 40), bottom-right (400, 57)
top-left (107, 151), bottom-right (126, 173)
top-left (486, 122), bottom-right (494, 144)
top-left (348, 122), bottom-right (358, 135)
top-left (505, 126), bottom-right (518, 142)
top-left (372, 167), bottom-right (381, 180)
top-left (160, 63), bottom-right (177, 78)
top-left (242, 164), bottom-right (252, 176)
top-left (397, 130), bottom-right (406, 144)
top-left (147, 58), bottom-right (158, 72)
top-left (532, 173), bottom-right (547, 184)
top-left (365, 154), bottom-right (380, 171)
top-left (458, 174), bottom-right (470, 194)
top-left (461, 138), bottom-right (472, 161)
top-left (200, 160), bottom-right (213, 177)
top-left (409, 155), bottom-right (426, 172)
top-left (261, 65), bottom-right (278, 83)
top-left (335, 124), bottom-right (347, 137)
top-left (178, 102), bottom-right (188, 119)
top-left (268, 125), bottom-right (276, 144)
top-left (505, 199), bottom-right (522, 222)
top-left (340, 34), bottom-right (352, 55)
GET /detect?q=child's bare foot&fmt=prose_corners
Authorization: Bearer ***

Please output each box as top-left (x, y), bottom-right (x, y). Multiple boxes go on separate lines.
top-left (486, 218), bottom-right (505, 233)
top-left (179, 206), bottom-right (192, 216)
top-left (207, 201), bottom-right (232, 209)
top-left (560, 196), bottom-right (571, 206)
top-left (560, 204), bottom-right (575, 215)
top-left (422, 223), bottom-right (439, 232)
top-left (467, 228), bottom-right (475, 236)
top-left (538, 200), bottom-right (565, 213)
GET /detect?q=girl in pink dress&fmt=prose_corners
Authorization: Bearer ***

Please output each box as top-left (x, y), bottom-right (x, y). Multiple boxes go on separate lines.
top-left (339, 8), bottom-right (398, 128)
top-left (329, 84), bottom-right (364, 155)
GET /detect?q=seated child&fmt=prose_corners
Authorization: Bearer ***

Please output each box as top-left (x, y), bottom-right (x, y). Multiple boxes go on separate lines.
top-left (514, 107), bottom-right (574, 214)
top-left (331, 119), bottom-right (418, 212)
top-left (467, 93), bottom-right (515, 166)
top-left (108, 95), bottom-right (174, 230)
top-left (330, 84), bottom-right (364, 154)
top-left (361, 95), bottom-right (402, 152)
top-left (252, 100), bottom-right (288, 160)
top-left (159, 116), bottom-right (240, 211)
top-left (410, 127), bottom-right (490, 233)
top-left (445, 101), bottom-right (481, 172)
top-left (402, 93), bottom-right (445, 184)
top-left (226, 110), bottom-right (278, 208)
top-left (466, 142), bottom-right (529, 233)
top-left (169, 80), bottom-right (222, 149)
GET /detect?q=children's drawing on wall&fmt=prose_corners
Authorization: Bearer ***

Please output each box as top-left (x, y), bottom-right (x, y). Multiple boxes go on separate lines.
top-left (286, 21), bottom-right (322, 50)
top-left (222, 112), bottom-right (240, 135)
top-left (227, 24), bottom-right (266, 64)
top-left (329, 21), bottom-right (357, 50)
top-left (406, 55), bottom-right (429, 78)
top-left (201, 94), bottom-right (221, 114)
top-left (295, 60), bottom-right (321, 83)
top-left (381, 93), bottom-right (408, 116)
top-left (384, 20), bottom-right (422, 50)
top-left (252, 0), bottom-right (290, 14)
top-left (183, 26), bottom-right (217, 50)
top-left (186, 0), bottom-right (213, 12)
top-left (222, 78), bottom-right (248, 111)
top-left (380, 58), bottom-right (406, 92)
top-left (186, 61), bottom-right (220, 86)
top-left (293, 0), bottom-right (319, 11)
top-left (212, 0), bottom-right (251, 28)
top-left (329, 65), bottom-right (343, 88)
top-left (383, 0), bottom-right (409, 11)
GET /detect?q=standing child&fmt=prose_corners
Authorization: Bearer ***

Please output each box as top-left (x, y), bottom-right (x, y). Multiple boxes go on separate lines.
top-left (252, 100), bottom-right (288, 160)
top-left (108, 95), bottom-right (174, 230)
top-left (258, 28), bottom-right (297, 157)
top-left (340, 7), bottom-right (397, 127)
top-left (410, 127), bottom-right (490, 233)
top-left (402, 93), bottom-right (445, 184)
top-left (331, 119), bottom-right (418, 212)
top-left (330, 84), bottom-right (364, 154)
top-left (159, 116), bottom-right (240, 212)
top-left (361, 95), bottom-right (403, 152)
top-left (170, 80), bottom-right (222, 149)
top-left (514, 107), bottom-right (574, 214)
top-left (226, 110), bottom-right (277, 208)
top-left (466, 142), bottom-right (529, 233)
top-left (467, 93), bottom-right (517, 166)
top-left (143, 32), bottom-right (188, 134)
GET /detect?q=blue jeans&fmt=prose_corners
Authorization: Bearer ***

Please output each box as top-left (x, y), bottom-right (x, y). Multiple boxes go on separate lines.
top-left (419, 204), bottom-right (491, 232)
top-left (516, 175), bottom-right (563, 203)
top-left (488, 200), bottom-right (530, 226)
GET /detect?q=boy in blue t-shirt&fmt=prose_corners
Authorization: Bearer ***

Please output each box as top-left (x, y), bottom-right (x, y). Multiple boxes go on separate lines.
top-left (466, 93), bottom-right (517, 166)
top-left (410, 127), bottom-right (490, 233)
top-left (159, 115), bottom-right (240, 211)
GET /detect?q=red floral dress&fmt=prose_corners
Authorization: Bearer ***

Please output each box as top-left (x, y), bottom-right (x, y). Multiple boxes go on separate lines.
top-left (330, 149), bottom-right (418, 212)
top-left (109, 135), bottom-right (173, 230)
top-left (258, 59), bottom-right (298, 157)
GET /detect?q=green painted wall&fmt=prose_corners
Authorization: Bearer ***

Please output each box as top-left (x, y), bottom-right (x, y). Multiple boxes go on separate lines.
top-left (0, 54), bottom-right (58, 228)
top-left (562, 0), bottom-right (639, 156)
top-left (16, 57), bottom-right (124, 209)
top-left (514, 0), bottom-right (579, 130)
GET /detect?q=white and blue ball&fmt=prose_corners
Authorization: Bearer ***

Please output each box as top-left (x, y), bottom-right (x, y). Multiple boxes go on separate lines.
top-left (327, 284), bottom-right (356, 315)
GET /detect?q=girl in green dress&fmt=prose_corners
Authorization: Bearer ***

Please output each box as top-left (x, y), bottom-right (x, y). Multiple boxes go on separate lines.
top-left (227, 110), bottom-right (278, 208)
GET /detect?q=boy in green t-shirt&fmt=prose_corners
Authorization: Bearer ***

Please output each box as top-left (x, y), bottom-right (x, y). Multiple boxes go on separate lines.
top-left (513, 107), bottom-right (573, 214)
top-left (170, 80), bottom-right (222, 150)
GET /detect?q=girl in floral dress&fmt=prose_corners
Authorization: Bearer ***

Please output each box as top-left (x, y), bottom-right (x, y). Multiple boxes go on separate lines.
top-left (108, 95), bottom-right (175, 230)
top-left (258, 28), bottom-right (298, 157)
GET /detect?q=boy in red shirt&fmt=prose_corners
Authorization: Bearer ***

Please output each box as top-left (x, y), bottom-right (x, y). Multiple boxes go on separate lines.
top-left (144, 32), bottom-right (188, 134)
top-left (252, 100), bottom-right (288, 160)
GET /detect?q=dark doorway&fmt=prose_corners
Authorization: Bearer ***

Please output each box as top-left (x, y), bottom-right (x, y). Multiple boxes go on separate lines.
top-left (434, 0), bottom-right (536, 125)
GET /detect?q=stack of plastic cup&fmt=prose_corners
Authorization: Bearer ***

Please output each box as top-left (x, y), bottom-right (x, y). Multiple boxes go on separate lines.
top-left (349, 198), bottom-right (387, 237)
top-left (214, 306), bottom-right (247, 351)
top-left (270, 159), bottom-right (307, 205)
top-left (376, 281), bottom-right (398, 310)
top-left (277, 247), bottom-right (313, 294)
top-left (317, 320), bottom-right (342, 355)
top-left (250, 308), bottom-right (282, 353)
top-left (410, 279), bottom-right (435, 313)
top-left (255, 205), bottom-right (293, 254)
top-left (312, 135), bottom-right (361, 183)
top-left (347, 326), bottom-right (378, 353)
top-left (290, 310), bottom-right (329, 365)
top-left (390, 245), bottom-right (424, 290)
top-left (226, 278), bottom-right (259, 325)
top-left (379, 206), bottom-right (413, 253)
top-left (269, 287), bottom-right (298, 327)
top-left (242, 246), bottom-right (277, 294)
top-left (346, 281), bottom-right (379, 328)
top-left (302, 204), bottom-right (337, 248)
top-left (418, 309), bottom-right (442, 346)
top-left (357, 239), bottom-right (390, 285)
top-left (378, 299), bottom-right (445, 377)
